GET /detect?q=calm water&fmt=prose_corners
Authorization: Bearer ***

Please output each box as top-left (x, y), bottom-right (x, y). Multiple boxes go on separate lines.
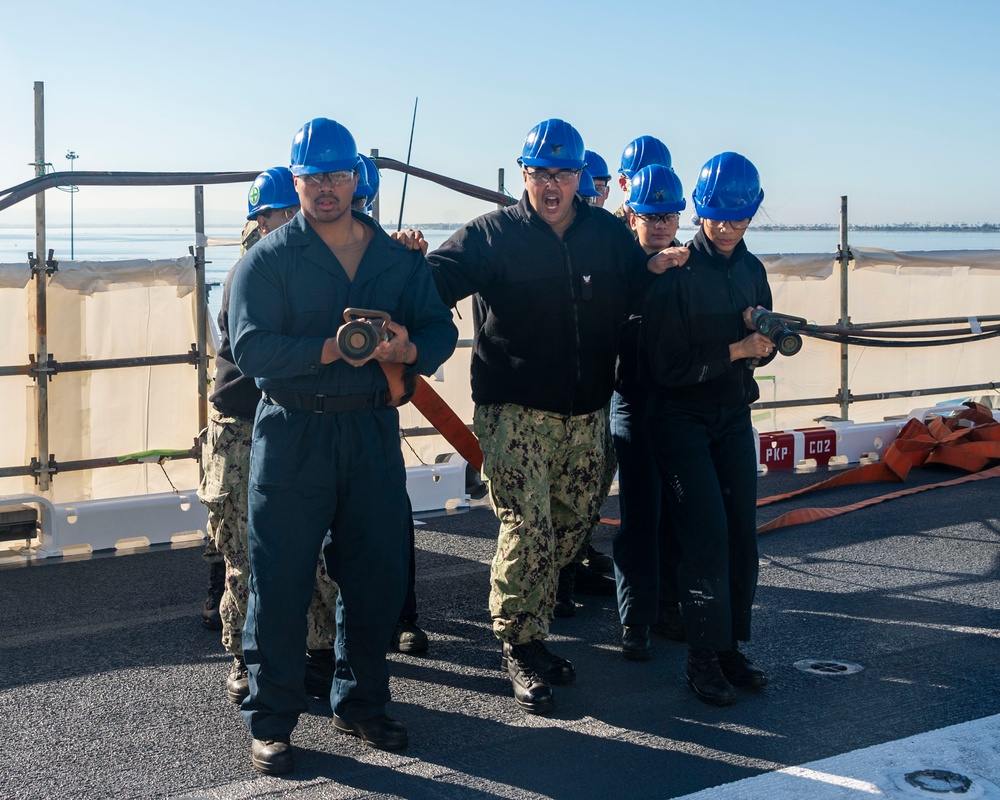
top-left (4, 223), bottom-right (1000, 320)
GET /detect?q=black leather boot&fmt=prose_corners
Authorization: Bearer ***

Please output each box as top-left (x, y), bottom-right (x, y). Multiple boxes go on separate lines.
top-left (686, 647), bottom-right (737, 706)
top-left (502, 639), bottom-right (576, 685)
top-left (622, 625), bottom-right (652, 661)
top-left (251, 735), bottom-right (293, 774)
top-left (554, 564), bottom-right (577, 618)
top-left (718, 646), bottom-right (768, 688)
top-left (501, 641), bottom-right (555, 714)
top-left (226, 654), bottom-right (249, 705)
top-left (573, 563), bottom-right (617, 596)
top-left (392, 618), bottom-right (429, 655)
top-left (651, 602), bottom-right (686, 642)
top-left (201, 561), bottom-right (224, 631)
top-left (583, 544), bottom-right (614, 574)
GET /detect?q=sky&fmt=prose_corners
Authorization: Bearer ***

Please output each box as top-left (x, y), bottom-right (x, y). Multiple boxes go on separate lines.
top-left (1, 0), bottom-right (998, 230)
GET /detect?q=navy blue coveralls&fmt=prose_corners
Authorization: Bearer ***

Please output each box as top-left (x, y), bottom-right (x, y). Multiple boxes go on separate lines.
top-left (228, 212), bottom-right (457, 739)
top-left (639, 228), bottom-right (774, 652)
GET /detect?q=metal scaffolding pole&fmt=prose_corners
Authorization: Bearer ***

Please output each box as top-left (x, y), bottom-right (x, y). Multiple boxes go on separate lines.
top-left (194, 187), bottom-right (208, 468)
top-left (32, 81), bottom-right (51, 492)
top-left (838, 195), bottom-right (851, 420)
top-left (370, 148), bottom-right (380, 224)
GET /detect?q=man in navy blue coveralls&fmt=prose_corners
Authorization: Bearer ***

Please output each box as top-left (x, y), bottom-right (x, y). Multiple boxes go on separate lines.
top-left (228, 117), bottom-right (457, 774)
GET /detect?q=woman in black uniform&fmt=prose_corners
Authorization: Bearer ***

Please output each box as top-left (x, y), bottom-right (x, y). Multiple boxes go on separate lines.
top-left (640, 152), bottom-right (775, 706)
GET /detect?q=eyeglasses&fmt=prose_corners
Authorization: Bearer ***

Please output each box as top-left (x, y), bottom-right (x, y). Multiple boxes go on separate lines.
top-left (634, 212), bottom-right (680, 225)
top-left (524, 168), bottom-right (580, 185)
top-left (264, 206), bottom-right (299, 221)
top-left (704, 218), bottom-right (751, 230)
top-left (300, 170), bottom-right (355, 187)
top-left (592, 180), bottom-right (611, 194)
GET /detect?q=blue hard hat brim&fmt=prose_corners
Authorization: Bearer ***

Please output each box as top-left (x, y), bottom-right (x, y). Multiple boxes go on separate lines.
top-left (628, 198), bottom-right (687, 214)
top-left (519, 156), bottom-right (587, 170)
top-left (694, 190), bottom-right (764, 221)
top-left (583, 151), bottom-right (610, 180)
top-left (290, 157), bottom-right (360, 176)
top-left (247, 201), bottom-right (299, 220)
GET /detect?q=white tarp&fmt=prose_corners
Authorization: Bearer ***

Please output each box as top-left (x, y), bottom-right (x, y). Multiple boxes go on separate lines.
top-left (0, 257), bottom-right (197, 293)
top-left (49, 257), bottom-right (197, 296)
top-left (2, 248), bottom-right (999, 506)
top-left (750, 249), bottom-right (1000, 430)
top-left (759, 247), bottom-right (1000, 280)
top-left (853, 247), bottom-right (1000, 274)
top-left (758, 252), bottom-right (835, 280)
top-left (0, 258), bottom-right (202, 504)
top-left (0, 262), bottom-right (31, 289)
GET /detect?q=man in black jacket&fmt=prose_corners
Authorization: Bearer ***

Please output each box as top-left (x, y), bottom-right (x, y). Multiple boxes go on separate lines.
top-left (427, 119), bottom-right (685, 714)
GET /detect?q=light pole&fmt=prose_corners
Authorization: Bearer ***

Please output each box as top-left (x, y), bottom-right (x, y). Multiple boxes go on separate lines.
top-left (66, 150), bottom-right (78, 259)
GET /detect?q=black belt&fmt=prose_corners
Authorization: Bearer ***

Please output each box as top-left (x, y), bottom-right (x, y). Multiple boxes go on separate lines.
top-left (262, 388), bottom-right (386, 413)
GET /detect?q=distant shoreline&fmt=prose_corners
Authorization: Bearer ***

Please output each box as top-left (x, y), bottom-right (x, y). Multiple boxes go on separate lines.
top-left (2, 222), bottom-right (999, 233)
top-left (382, 220), bottom-right (1000, 233)
top-left (751, 223), bottom-right (1000, 233)
top-left (385, 222), bottom-right (1000, 233)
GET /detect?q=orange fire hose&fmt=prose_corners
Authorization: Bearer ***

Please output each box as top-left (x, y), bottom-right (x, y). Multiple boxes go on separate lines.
top-left (756, 402), bottom-right (1000, 532)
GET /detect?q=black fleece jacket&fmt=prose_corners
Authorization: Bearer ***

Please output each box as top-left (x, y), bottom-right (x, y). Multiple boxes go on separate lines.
top-left (208, 268), bottom-right (261, 420)
top-left (428, 193), bottom-right (651, 416)
top-left (640, 227), bottom-right (775, 407)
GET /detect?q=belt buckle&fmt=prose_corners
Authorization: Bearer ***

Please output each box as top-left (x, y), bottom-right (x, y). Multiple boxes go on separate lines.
top-left (312, 394), bottom-right (326, 413)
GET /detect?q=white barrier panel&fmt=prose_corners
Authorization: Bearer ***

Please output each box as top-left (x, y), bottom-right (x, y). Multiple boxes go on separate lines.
top-left (905, 404), bottom-right (1000, 425)
top-left (755, 420), bottom-right (904, 472)
top-left (0, 491), bottom-right (207, 560)
top-left (754, 405), bottom-right (1000, 472)
top-left (406, 457), bottom-right (468, 513)
top-left (821, 420), bottom-right (905, 465)
top-left (1, 458), bottom-right (470, 561)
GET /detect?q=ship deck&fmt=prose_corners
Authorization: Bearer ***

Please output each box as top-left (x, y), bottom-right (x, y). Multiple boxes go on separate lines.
top-left (2, 464), bottom-right (998, 799)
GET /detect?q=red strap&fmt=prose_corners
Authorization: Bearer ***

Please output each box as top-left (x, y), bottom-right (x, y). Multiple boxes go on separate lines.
top-left (757, 402), bottom-right (1000, 533)
top-left (410, 376), bottom-right (483, 472)
top-left (757, 464), bottom-right (1000, 533)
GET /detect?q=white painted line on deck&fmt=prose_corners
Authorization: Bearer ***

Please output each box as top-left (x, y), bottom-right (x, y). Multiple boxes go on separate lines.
top-left (675, 714), bottom-right (1000, 799)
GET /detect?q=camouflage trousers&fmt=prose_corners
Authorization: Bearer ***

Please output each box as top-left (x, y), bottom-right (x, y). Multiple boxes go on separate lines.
top-left (573, 406), bottom-right (616, 564)
top-left (201, 534), bottom-right (223, 564)
top-left (198, 409), bottom-right (339, 655)
top-left (474, 402), bottom-right (610, 644)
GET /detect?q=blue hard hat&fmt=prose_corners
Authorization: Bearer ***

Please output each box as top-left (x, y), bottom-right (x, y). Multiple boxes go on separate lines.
top-left (619, 135), bottom-right (672, 179)
top-left (354, 153), bottom-right (380, 203)
top-left (626, 165), bottom-right (686, 214)
top-left (289, 118), bottom-right (360, 176)
top-left (247, 167), bottom-right (299, 220)
top-left (577, 168), bottom-right (600, 198)
top-left (692, 152), bottom-right (764, 221)
top-left (584, 150), bottom-right (610, 180)
top-left (518, 118), bottom-right (586, 170)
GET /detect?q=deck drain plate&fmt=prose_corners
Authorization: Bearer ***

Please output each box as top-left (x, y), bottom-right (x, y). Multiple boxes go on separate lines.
top-left (891, 768), bottom-right (1000, 798)
top-left (793, 658), bottom-right (863, 675)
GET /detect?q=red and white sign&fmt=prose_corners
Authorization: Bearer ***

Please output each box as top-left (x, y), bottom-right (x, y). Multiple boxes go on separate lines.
top-left (755, 427), bottom-right (838, 470)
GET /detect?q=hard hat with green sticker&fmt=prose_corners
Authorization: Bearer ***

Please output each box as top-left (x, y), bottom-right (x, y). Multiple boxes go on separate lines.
top-left (246, 167), bottom-right (297, 220)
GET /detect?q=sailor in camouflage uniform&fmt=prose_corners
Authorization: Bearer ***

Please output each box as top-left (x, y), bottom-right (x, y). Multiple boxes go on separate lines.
top-left (427, 119), bottom-right (685, 715)
top-left (198, 167), bottom-right (339, 706)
